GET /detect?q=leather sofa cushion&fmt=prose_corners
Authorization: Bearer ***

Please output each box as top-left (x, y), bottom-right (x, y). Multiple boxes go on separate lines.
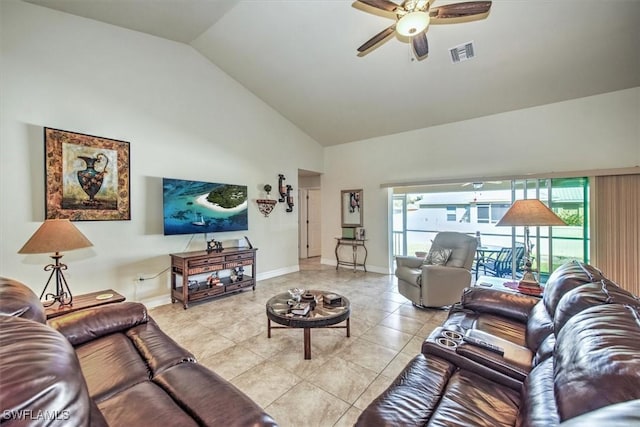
top-left (75, 332), bottom-right (151, 403)
top-left (525, 301), bottom-right (554, 353)
top-left (125, 319), bottom-right (195, 374)
top-left (96, 380), bottom-right (199, 427)
top-left (356, 353), bottom-right (520, 427)
top-left (356, 354), bottom-right (455, 426)
top-left (542, 260), bottom-right (604, 317)
top-left (0, 276), bottom-right (46, 323)
top-left (554, 304), bottom-right (640, 421)
top-left (429, 369), bottom-right (520, 426)
top-left (154, 363), bottom-right (278, 427)
top-left (0, 315), bottom-right (91, 426)
top-left (554, 280), bottom-right (640, 332)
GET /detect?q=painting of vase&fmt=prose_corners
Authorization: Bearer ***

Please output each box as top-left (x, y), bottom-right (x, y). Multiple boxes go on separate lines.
top-left (62, 144), bottom-right (117, 210)
top-left (45, 128), bottom-right (130, 221)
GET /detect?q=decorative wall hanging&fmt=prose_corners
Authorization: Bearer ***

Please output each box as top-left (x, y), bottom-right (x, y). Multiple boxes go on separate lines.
top-left (341, 189), bottom-right (363, 227)
top-left (285, 185), bottom-right (294, 212)
top-left (45, 127), bottom-right (130, 221)
top-left (256, 184), bottom-right (277, 217)
top-left (278, 174), bottom-right (287, 202)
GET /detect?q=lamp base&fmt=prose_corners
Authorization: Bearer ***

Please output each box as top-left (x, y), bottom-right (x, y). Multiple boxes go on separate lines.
top-left (517, 263), bottom-right (543, 294)
top-left (39, 254), bottom-right (73, 308)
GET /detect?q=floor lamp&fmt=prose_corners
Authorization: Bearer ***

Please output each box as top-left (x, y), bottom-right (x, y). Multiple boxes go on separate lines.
top-left (18, 219), bottom-right (93, 307)
top-left (496, 199), bottom-right (566, 291)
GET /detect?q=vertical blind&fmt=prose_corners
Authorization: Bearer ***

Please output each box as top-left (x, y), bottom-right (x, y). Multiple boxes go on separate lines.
top-left (591, 174), bottom-right (640, 295)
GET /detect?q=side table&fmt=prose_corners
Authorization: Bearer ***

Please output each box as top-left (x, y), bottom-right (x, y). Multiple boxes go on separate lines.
top-left (334, 238), bottom-right (367, 272)
top-left (45, 289), bottom-right (125, 320)
top-left (474, 276), bottom-right (543, 298)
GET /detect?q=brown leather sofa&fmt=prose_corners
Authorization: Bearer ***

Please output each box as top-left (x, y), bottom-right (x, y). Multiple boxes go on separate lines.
top-left (357, 261), bottom-right (640, 426)
top-left (0, 277), bottom-right (277, 427)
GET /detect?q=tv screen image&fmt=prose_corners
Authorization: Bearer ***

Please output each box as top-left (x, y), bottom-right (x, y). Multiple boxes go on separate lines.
top-left (162, 178), bottom-right (248, 236)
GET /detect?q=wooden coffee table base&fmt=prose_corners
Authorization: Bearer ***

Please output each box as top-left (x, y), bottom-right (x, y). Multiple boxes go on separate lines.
top-left (267, 318), bottom-right (350, 360)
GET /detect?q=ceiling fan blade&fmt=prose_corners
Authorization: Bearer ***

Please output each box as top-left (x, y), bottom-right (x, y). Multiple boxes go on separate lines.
top-left (357, 0), bottom-right (402, 12)
top-left (412, 31), bottom-right (429, 59)
top-left (430, 1), bottom-right (492, 24)
top-left (357, 24), bottom-right (397, 53)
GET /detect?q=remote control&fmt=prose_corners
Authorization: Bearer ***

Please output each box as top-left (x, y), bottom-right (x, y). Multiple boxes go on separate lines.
top-left (462, 336), bottom-right (505, 356)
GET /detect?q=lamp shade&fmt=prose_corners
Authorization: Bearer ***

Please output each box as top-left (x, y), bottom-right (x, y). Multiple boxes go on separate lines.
top-left (496, 199), bottom-right (566, 227)
top-left (18, 219), bottom-right (93, 254)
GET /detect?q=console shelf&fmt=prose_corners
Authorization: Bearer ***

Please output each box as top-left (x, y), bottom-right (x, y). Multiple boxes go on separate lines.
top-left (170, 247), bottom-right (257, 309)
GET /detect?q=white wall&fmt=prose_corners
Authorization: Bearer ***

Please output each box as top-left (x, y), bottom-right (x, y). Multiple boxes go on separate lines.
top-left (322, 88), bottom-right (640, 273)
top-left (0, 1), bottom-right (323, 305)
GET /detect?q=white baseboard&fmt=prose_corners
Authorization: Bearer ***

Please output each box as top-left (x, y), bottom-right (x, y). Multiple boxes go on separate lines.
top-left (141, 294), bottom-right (172, 309)
top-left (257, 265), bottom-right (299, 281)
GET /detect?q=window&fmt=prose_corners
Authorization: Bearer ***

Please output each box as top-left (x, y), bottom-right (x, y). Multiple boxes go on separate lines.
top-left (446, 206), bottom-right (456, 221)
top-left (491, 204), bottom-right (510, 223)
top-left (477, 204), bottom-right (489, 223)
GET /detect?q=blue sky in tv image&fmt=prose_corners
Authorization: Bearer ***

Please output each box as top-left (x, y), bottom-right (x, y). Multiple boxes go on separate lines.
top-left (162, 178), bottom-right (248, 236)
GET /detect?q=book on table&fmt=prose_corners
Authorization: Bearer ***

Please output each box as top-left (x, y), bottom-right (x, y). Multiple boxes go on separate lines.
top-left (291, 303), bottom-right (311, 316)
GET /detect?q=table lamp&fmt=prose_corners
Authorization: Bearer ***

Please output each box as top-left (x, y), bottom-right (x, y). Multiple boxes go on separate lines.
top-left (496, 199), bottom-right (566, 291)
top-left (18, 219), bottom-right (93, 307)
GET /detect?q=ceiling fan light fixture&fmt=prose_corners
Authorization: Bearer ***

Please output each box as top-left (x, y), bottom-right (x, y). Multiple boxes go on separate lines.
top-left (396, 11), bottom-right (430, 37)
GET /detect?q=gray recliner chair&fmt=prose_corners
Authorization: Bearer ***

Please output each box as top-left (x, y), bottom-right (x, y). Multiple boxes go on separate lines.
top-left (395, 231), bottom-right (477, 308)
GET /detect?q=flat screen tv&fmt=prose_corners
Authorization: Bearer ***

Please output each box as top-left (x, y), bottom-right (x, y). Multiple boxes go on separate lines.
top-left (162, 177), bottom-right (248, 236)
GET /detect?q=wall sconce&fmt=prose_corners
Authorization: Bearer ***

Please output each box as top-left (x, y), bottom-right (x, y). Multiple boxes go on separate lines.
top-left (256, 184), bottom-right (277, 217)
top-left (286, 185), bottom-right (294, 212)
top-left (278, 174), bottom-right (287, 202)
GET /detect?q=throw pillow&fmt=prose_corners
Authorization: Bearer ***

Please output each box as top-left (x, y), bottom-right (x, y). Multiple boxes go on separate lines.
top-left (424, 247), bottom-right (452, 266)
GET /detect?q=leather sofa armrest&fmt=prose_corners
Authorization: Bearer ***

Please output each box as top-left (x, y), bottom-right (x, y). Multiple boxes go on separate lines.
top-left (48, 302), bottom-right (148, 347)
top-left (422, 265), bottom-right (471, 283)
top-left (1, 316), bottom-right (92, 426)
top-left (395, 256), bottom-right (424, 268)
top-left (0, 277), bottom-right (46, 324)
top-left (460, 287), bottom-right (539, 323)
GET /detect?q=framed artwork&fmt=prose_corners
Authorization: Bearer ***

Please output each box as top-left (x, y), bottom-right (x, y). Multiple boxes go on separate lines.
top-left (341, 189), bottom-right (363, 227)
top-left (45, 127), bottom-right (130, 221)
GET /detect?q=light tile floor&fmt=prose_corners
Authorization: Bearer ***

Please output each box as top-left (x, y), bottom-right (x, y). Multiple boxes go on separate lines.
top-left (149, 258), bottom-right (448, 427)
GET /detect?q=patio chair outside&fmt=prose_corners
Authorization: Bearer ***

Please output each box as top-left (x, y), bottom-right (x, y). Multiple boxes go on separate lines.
top-left (475, 244), bottom-right (526, 278)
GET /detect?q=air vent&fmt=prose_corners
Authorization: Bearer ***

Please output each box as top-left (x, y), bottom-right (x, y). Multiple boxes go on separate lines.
top-left (449, 41), bottom-right (475, 64)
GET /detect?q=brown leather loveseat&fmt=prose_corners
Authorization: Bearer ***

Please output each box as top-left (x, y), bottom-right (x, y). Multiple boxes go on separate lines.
top-left (0, 277), bottom-right (277, 427)
top-left (357, 261), bottom-right (640, 426)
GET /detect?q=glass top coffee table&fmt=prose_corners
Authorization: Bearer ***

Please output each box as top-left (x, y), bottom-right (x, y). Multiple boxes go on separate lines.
top-left (266, 289), bottom-right (350, 360)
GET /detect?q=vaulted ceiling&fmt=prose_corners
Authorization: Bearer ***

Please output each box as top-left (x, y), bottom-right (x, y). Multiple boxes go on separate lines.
top-left (23, 0), bottom-right (640, 146)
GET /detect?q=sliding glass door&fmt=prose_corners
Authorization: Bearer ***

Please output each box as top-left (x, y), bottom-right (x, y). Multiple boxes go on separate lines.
top-left (392, 177), bottom-right (589, 283)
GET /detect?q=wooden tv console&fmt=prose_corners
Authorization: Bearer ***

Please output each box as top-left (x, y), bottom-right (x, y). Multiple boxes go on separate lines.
top-left (170, 247), bottom-right (257, 309)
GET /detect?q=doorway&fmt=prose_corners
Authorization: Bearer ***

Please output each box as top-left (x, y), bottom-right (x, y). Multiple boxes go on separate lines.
top-left (298, 170), bottom-right (322, 259)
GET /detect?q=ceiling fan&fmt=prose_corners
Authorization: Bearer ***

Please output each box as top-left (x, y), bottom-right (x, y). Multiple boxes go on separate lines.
top-left (356, 0), bottom-right (492, 59)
